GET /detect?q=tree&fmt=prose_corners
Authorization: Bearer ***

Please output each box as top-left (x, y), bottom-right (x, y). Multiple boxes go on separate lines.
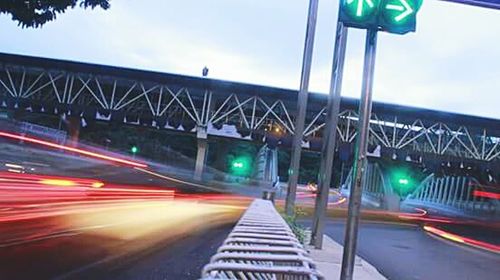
top-left (0, 0), bottom-right (110, 28)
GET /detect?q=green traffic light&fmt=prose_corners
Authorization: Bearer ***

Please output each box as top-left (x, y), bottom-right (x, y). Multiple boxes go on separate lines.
top-left (398, 178), bottom-right (409, 185)
top-left (131, 146), bottom-right (138, 154)
top-left (233, 161), bottom-right (244, 169)
top-left (390, 169), bottom-right (415, 195)
top-left (379, 0), bottom-right (423, 34)
top-left (339, 0), bottom-right (423, 34)
top-left (340, 0), bottom-right (381, 28)
top-left (229, 156), bottom-right (252, 176)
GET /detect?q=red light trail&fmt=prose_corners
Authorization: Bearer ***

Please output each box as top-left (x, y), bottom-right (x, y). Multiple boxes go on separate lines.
top-left (423, 225), bottom-right (500, 253)
top-left (473, 190), bottom-right (500, 200)
top-left (0, 131), bottom-right (148, 168)
top-left (0, 171), bottom-right (248, 249)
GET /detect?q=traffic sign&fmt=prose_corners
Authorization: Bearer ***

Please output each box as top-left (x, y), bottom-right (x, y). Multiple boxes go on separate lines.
top-left (340, 0), bottom-right (381, 29)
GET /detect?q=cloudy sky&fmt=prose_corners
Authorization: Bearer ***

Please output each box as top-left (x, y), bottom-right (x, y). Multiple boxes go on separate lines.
top-left (1, 0), bottom-right (499, 119)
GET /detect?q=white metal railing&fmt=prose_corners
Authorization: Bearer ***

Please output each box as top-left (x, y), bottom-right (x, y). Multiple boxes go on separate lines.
top-left (201, 199), bottom-right (324, 280)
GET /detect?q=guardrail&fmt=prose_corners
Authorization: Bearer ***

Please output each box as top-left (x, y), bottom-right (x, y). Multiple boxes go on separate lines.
top-left (201, 199), bottom-right (324, 280)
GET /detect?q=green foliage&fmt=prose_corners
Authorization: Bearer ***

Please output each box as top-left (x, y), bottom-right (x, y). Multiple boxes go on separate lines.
top-left (0, 0), bottom-right (110, 28)
top-left (282, 207), bottom-right (307, 244)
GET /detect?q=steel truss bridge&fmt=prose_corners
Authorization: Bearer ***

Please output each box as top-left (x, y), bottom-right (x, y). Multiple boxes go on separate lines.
top-left (341, 162), bottom-right (499, 219)
top-left (0, 53), bottom-right (499, 177)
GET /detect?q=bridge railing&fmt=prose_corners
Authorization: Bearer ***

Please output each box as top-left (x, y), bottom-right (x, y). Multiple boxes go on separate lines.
top-left (341, 162), bottom-right (391, 208)
top-left (405, 175), bottom-right (499, 217)
top-left (200, 199), bottom-right (324, 280)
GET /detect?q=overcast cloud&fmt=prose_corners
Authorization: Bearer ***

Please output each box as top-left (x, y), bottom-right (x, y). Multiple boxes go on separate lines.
top-left (1, 0), bottom-right (499, 119)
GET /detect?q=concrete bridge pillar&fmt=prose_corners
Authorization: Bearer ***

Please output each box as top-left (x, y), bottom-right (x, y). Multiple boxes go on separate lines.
top-left (194, 126), bottom-right (208, 181)
top-left (66, 115), bottom-right (81, 147)
top-left (255, 145), bottom-right (279, 188)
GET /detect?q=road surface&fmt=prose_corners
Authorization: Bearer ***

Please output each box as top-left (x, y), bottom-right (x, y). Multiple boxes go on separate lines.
top-left (322, 220), bottom-right (500, 280)
top-left (0, 140), bottom-right (246, 280)
top-left (0, 222), bottom-right (232, 280)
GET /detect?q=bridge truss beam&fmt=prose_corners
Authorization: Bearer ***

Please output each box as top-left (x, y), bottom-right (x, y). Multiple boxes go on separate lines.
top-left (0, 60), bottom-right (499, 163)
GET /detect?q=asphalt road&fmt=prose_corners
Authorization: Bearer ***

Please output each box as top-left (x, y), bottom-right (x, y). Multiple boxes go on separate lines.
top-left (0, 141), bottom-right (240, 280)
top-left (0, 222), bottom-right (232, 280)
top-left (63, 224), bottom-right (233, 280)
top-left (322, 220), bottom-right (500, 280)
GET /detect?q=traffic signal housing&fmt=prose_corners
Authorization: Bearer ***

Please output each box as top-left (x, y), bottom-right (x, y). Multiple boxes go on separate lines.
top-left (339, 0), bottom-right (423, 35)
top-left (340, 0), bottom-right (382, 29)
top-left (378, 0), bottom-right (423, 34)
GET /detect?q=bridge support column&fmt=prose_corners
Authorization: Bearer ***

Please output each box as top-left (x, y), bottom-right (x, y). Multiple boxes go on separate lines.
top-left (255, 145), bottom-right (279, 187)
top-left (194, 127), bottom-right (208, 181)
top-left (66, 115), bottom-right (81, 147)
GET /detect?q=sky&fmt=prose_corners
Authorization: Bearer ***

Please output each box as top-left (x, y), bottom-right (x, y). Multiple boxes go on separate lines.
top-left (1, 0), bottom-right (500, 119)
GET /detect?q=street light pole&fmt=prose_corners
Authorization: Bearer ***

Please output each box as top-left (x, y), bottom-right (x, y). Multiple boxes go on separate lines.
top-left (310, 21), bottom-right (348, 249)
top-left (285, 0), bottom-right (319, 216)
top-left (340, 28), bottom-right (378, 280)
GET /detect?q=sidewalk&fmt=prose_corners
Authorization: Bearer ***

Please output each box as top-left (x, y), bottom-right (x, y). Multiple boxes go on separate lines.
top-left (307, 235), bottom-right (386, 280)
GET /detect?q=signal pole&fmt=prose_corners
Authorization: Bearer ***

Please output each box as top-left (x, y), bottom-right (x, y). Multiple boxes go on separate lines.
top-left (310, 20), bottom-right (348, 249)
top-left (340, 28), bottom-right (378, 280)
top-left (285, 0), bottom-right (319, 216)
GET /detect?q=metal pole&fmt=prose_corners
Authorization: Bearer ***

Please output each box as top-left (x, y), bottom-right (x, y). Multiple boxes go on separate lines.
top-left (285, 0), bottom-right (319, 216)
top-left (340, 28), bottom-right (378, 280)
top-left (310, 21), bottom-right (348, 249)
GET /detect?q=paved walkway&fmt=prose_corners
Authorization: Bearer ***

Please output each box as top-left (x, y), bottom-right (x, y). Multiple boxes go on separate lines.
top-left (307, 235), bottom-right (386, 280)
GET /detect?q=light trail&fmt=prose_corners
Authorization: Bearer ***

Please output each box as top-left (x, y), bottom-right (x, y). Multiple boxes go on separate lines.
top-left (292, 188), bottom-right (347, 207)
top-left (423, 225), bottom-right (500, 253)
top-left (133, 167), bottom-right (222, 192)
top-left (0, 171), bottom-right (247, 248)
top-left (0, 131), bottom-right (147, 168)
top-left (473, 190), bottom-right (500, 200)
top-left (0, 171), bottom-right (104, 188)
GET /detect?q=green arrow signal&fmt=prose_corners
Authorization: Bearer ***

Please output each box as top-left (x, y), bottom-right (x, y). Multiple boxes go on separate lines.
top-left (340, 0), bottom-right (380, 28)
top-left (385, 0), bottom-right (413, 22)
top-left (347, 0), bottom-right (376, 17)
top-left (340, 0), bottom-right (421, 34)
